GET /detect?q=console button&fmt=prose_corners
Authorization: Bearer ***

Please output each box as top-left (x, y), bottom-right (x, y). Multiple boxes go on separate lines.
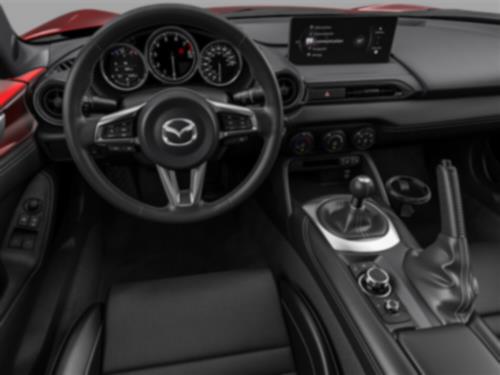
top-left (384, 299), bottom-right (401, 314)
top-left (309, 88), bottom-right (346, 101)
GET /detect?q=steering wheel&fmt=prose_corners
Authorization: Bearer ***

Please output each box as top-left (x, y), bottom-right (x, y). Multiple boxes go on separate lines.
top-left (63, 4), bottom-right (283, 223)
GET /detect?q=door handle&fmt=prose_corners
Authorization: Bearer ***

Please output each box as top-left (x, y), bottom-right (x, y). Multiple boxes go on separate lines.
top-left (0, 113), bottom-right (5, 141)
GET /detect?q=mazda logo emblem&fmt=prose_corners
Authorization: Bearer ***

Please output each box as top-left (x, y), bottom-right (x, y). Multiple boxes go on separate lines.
top-left (161, 118), bottom-right (198, 147)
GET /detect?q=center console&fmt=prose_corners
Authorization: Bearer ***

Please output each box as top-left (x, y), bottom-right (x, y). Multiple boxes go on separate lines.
top-left (270, 151), bottom-right (500, 374)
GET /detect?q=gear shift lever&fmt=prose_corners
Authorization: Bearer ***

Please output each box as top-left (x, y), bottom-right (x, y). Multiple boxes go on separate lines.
top-left (318, 175), bottom-right (389, 240)
top-left (350, 175), bottom-right (376, 209)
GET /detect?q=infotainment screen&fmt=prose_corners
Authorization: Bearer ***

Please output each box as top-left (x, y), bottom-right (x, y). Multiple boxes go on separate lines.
top-left (289, 16), bottom-right (397, 65)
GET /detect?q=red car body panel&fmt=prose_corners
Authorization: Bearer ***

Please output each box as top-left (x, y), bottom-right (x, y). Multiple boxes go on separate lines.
top-left (22, 9), bottom-right (117, 42)
top-left (0, 68), bottom-right (46, 157)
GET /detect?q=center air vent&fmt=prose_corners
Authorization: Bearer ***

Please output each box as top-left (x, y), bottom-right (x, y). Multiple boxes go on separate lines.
top-left (277, 74), bottom-right (300, 108)
top-left (308, 81), bottom-right (413, 104)
top-left (34, 82), bottom-right (65, 126)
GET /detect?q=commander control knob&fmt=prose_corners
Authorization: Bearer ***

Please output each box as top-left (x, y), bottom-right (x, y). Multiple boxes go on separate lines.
top-left (322, 130), bottom-right (346, 153)
top-left (350, 175), bottom-right (375, 208)
top-left (361, 266), bottom-right (392, 296)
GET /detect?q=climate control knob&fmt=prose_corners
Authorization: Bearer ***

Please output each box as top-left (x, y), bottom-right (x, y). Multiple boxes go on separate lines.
top-left (322, 130), bottom-right (346, 153)
top-left (352, 127), bottom-right (376, 150)
top-left (289, 132), bottom-right (315, 156)
top-left (360, 266), bottom-right (392, 296)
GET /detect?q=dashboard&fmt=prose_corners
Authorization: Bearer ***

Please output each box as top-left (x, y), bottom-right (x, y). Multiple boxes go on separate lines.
top-left (30, 13), bottom-right (500, 160)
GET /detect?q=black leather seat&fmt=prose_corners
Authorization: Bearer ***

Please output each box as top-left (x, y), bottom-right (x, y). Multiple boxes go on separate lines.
top-left (51, 269), bottom-right (331, 375)
top-left (471, 242), bottom-right (500, 337)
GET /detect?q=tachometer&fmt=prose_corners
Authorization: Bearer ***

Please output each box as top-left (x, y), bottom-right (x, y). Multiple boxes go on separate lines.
top-left (199, 41), bottom-right (242, 87)
top-left (100, 43), bottom-right (148, 92)
top-left (146, 27), bottom-right (199, 84)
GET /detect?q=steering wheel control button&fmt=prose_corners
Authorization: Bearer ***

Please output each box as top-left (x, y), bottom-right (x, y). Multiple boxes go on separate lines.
top-left (101, 119), bottom-right (134, 140)
top-left (289, 132), bottom-right (315, 156)
top-left (322, 130), bottom-right (346, 153)
top-left (220, 113), bottom-right (253, 131)
top-left (352, 127), bottom-right (376, 150)
top-left (359, 266), bottom-right (392, 297)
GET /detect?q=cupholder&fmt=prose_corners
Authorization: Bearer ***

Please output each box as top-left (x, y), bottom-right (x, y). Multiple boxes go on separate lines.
top-left (385, 175), bottom-right (432, 217)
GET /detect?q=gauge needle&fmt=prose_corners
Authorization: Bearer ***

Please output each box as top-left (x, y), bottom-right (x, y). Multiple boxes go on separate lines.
top-left (218, 62), bottom-right (222, 83)
top-left (171, 53), bottom-right (176, 79)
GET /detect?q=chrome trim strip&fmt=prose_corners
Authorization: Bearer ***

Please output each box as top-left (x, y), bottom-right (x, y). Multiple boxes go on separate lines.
top-left (157, 163), bottom-right (206, 208)
top-left (0, 113), bottom-right (5, 140)
top-left (303, 195), bottom-right (400, 253)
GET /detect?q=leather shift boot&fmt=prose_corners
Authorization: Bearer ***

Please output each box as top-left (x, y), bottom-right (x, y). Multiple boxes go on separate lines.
top-left (405, 160), bottom-right (478, 324)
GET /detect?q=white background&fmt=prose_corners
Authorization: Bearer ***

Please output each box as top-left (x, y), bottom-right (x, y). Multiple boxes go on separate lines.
top-left (2, 0), bottom-right (500, 34)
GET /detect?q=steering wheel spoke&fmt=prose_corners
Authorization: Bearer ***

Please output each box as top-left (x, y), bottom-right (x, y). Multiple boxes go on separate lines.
top-left (77, 115), bottom-right (100, 147)
top-left (157, 163), bottom-right (207, 209)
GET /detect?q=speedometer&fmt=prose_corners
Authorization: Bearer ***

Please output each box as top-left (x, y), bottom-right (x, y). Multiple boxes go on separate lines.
top-left (100, 43), bottom-right (148, 92)
top-left (199, 41), bottom-right (242, 87)
top-left (146, 27), bottom-right (199, 84)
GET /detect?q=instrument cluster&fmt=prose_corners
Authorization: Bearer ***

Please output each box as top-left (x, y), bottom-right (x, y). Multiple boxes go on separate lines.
top-left (97, 26), bottom-right (245, 93)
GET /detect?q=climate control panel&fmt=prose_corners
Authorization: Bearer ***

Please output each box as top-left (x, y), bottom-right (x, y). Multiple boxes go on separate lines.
top-left (288, 125), bottom-right (376, 156)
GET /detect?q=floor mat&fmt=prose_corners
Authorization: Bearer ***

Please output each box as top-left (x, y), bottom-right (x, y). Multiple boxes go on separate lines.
top-left (99, 207), bottom-right (266, 291)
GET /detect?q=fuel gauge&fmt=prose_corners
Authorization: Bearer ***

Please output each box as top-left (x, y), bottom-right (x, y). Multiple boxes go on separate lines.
top-left (100, 43), bottom-right (148, 91)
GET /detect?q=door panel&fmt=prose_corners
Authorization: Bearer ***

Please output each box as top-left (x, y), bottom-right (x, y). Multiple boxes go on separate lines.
top-left (0, 69), bottom-right (49, 374)
top-left (0, 69), bottom-right (46, 200)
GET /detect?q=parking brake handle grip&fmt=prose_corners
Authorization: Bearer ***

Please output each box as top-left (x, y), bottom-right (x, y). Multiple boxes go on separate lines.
top-left (404, 159), bottom-right (478, 325)
top-left (437, 159), bottom-right (466, 238)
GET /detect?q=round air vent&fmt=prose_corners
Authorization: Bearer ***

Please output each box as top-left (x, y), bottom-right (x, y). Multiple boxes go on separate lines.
top-left (34, 82), bottom-right (64, 126)
top-left (277, 74), bottom-right (300, 108)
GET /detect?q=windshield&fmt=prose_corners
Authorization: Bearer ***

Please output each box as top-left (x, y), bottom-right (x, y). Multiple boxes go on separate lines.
top-left (3, 0), bottom-right (500, 35)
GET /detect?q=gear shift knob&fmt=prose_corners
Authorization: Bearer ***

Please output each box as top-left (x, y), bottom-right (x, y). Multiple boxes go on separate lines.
top-left (350, 175), bottom-right (375, 208)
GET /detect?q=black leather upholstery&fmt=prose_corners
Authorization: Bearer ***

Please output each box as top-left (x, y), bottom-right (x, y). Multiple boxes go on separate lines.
top-left (399, 325), bottom-right (500, 374)
top-left (52, 270), bottom-right (298, 375)
top-left (470, 242), bottom-right (500, 337)
top-left (52, 307), bottom-right (102, 375)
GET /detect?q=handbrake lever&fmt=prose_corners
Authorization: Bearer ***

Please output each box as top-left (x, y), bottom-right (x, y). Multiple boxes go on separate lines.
top-left (405, 159), bottom-right (478, 325)
top-left (437, 160), bottom-right (466, 238)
